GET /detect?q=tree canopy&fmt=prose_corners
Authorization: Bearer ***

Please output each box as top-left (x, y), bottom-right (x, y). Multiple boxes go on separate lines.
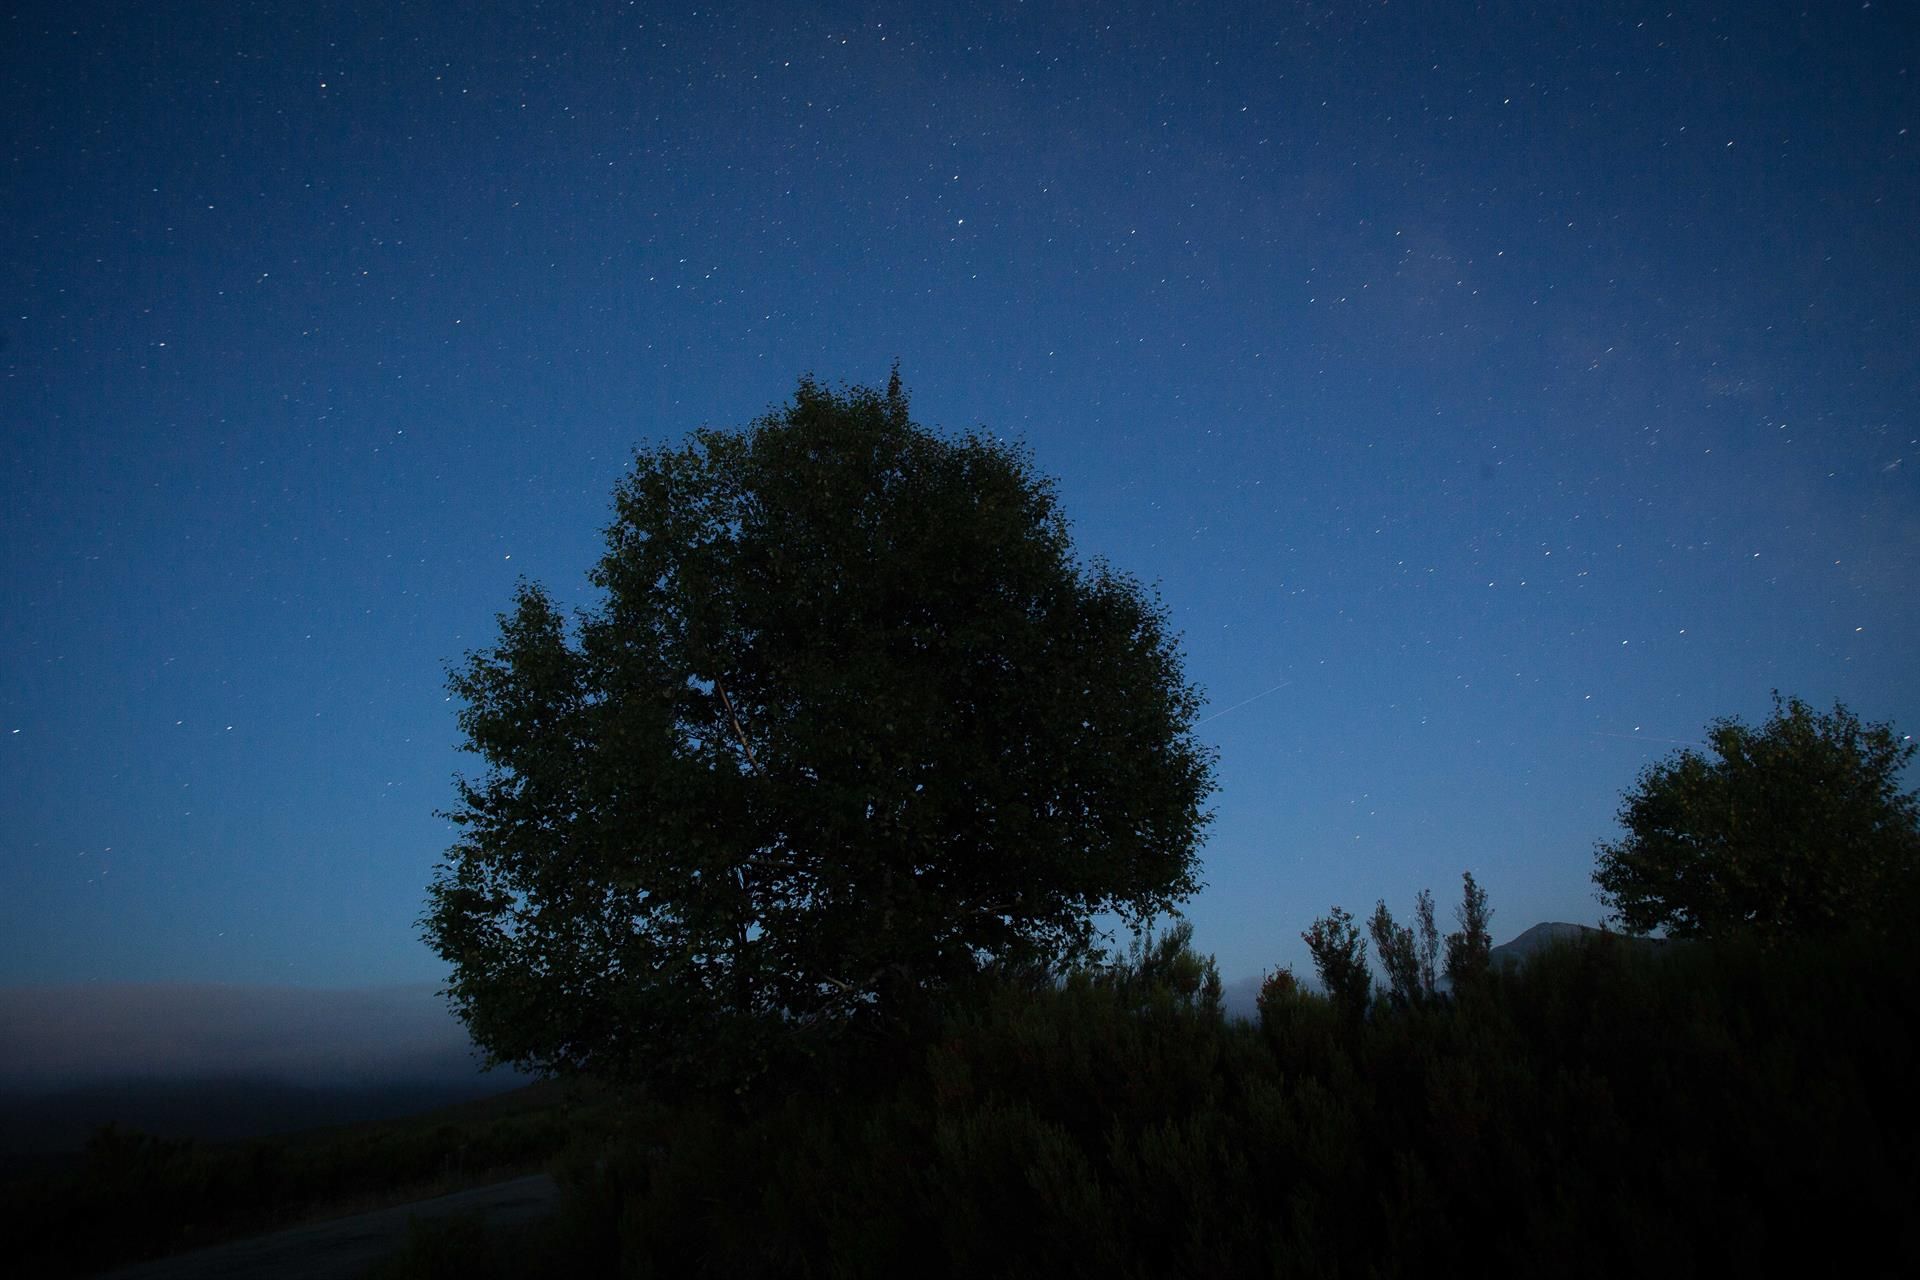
top-left (423, 374), bottom-right (1216, 1092)
top-left (1593, 693), bottom-right (1919, 942)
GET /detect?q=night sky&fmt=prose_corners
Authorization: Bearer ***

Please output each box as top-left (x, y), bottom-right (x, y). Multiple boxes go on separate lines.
top-left (4, 1), bottom-right (1915, 997)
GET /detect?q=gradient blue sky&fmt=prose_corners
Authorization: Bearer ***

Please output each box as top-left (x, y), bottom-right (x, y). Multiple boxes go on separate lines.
top-left (4, 1), bottom-right (1915, 994)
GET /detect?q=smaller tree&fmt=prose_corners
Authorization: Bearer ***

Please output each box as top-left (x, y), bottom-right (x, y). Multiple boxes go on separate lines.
top-left (1593, 694), bottom-right (1920, 942)
top-left (1413, 888), bottom-right (1440, 997)
top-left (1101, 919), bottom-right (1224, 1017)
top-left (1303, 906), bottom-right (1371, 1020)
top-left (1367, 899), bottom-right (1423, 1008)
top-left (1443, 871), bottom-right (1493, 987)
top-left (1255, 965), bottom-right (1300, 1013)
top-left (1253, 965), bottom-right (1310, 1042)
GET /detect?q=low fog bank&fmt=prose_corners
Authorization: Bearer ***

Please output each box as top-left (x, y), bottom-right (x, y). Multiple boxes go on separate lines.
top-left (0, 983), bottom-right (527, 1157)
top-left (0, 982), bottom-right (509, 1090)
top-left (1, 924), bottom-right (1595, 1097)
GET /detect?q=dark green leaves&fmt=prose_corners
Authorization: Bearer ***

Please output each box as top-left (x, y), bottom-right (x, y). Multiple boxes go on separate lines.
top-left (1593, 693), bottom-right (1920, 943)
top-left (423, 375), bottom-right (1216, 1095)
top-left (1302, 906), bottom-right (1371, 1021)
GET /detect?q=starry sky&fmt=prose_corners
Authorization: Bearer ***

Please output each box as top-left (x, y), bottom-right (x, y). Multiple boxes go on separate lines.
top-left (4, 0), bottom-right (1915, 996)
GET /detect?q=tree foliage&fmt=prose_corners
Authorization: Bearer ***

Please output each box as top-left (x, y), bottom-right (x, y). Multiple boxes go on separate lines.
top-left (1302, 905), bottom-right (1371, 1020)
top-left (1443, 870), bottom-right (1493, 987)
top-left (1367, 899), bottom-right (1420, 1008)
top-left (1324, 876), bottom-right (1483, 1010)
top-left (1100, 919), bottom-right (1224, 1018)
top-left (1369, 890), bottom-right (1441, 1008)
top-left (1412, 886), bottom-right (1439, 995)
top-left (422, 374), bottom-right (1216, 1092)
top-left (1593, 693), bottom-right (1920, 942)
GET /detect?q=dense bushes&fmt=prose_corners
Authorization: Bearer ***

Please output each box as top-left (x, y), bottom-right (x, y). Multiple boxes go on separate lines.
top-left (30, 926), bottom-right (1911, 1276)
top-left (387, 922), bottom-right (1920, 1277)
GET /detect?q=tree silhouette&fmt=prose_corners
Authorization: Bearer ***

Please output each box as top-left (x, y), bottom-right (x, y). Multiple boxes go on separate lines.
top-left (423, 374), bottom-right (1216, 1093)
top-left (1303, 906), bottom-right (1371, 1019)
top-left (1443, 871), bottom-right (1493, 987)
top-left (1594, 693), bottom-right (1919, 942)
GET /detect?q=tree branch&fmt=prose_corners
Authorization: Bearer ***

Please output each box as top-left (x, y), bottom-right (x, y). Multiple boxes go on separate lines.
top-left (713, 675), bottom-right (762, 774)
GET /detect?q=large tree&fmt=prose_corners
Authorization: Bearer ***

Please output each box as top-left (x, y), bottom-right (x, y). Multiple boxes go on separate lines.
top-left (1593, 693), bottom-right (1919, 942)
top-left (424, 374), bottom-right (1215, 1091)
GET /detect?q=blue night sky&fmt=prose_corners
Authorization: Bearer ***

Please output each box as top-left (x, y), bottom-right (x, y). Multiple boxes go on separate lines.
top-left (4, 1), bottom-right (1915, 995)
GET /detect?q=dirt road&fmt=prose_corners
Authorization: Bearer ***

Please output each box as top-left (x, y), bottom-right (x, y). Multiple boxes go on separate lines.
top-left (95, 1171), bottom-right (562, 1279)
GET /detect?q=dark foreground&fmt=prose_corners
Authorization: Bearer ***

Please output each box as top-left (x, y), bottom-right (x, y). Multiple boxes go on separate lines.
top-left (0, 1079), bottom-right (583, 1277)
top-left (13, 928), bottom-right (1920, 1277)
top-left (96, 1173), bottom-right (559, 1280)
top-left (371, 927), bottom-right (1920, 1278)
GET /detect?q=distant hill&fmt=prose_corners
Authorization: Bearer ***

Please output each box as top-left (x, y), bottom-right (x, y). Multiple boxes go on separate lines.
top-left (1488, 921), bottom-right (1673, 969)
top-left (1487, 921), bottom-right (1606, 967)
